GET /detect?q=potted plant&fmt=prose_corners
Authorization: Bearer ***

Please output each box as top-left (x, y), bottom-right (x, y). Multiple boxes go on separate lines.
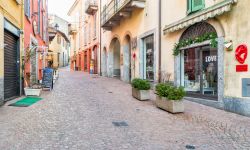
top-left (131, 78), bottom-right (151, 101)
top-left (155, 83), bottom-right (185, 113)
top-left (22, 47), bottom-right (42, 97)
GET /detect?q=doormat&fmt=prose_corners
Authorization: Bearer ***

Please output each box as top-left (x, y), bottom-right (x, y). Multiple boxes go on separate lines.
top-left (9, 97), bottom-right (43, 107)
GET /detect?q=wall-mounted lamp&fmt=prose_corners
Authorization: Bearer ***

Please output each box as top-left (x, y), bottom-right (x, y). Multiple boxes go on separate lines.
top-left (225, 40), bottom-right (233, 51)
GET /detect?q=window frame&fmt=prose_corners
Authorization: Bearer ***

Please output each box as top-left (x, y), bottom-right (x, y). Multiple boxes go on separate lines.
top-left (187, 0), bottom-right (205, 15)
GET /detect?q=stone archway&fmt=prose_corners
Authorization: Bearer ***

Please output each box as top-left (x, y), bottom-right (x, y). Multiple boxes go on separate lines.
top-left (108, 38), bottom-right (121, 78)
top-left (92, 45), bottom-right (98, 74)
top-left (177, 22), bottom-right (222, 101)
top-left (122, 35), bottom-right (132, 83)
top-left (102, 47), bottom-right (108, 76)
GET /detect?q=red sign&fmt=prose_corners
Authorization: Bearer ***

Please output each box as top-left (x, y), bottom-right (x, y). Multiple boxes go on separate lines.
top-left (235, 45), bottom-right (248, 64)
top-left (235, 44), bottom-right (248, 72)
top-left (236, 64), bottom-right (248, 72)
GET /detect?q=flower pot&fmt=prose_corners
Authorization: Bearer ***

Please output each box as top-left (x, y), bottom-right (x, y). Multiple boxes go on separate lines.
top-left (24, 88), bottom-right (42, 96)
top-left (155, 95), bottom-right (184, 113)
top-left (132, 87), bottom-right (150, 101)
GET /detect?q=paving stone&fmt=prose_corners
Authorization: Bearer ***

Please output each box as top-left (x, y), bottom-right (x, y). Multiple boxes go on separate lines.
top-left (0, 67), bottom-right (250, 150)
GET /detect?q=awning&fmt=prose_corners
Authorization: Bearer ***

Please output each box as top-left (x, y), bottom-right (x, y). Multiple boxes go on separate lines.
top-left (163, 0), bottom-right (237, 34)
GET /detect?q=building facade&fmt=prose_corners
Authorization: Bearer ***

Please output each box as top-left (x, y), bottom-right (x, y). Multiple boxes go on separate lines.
top-left (23, 0), bottom-right (49, 87)
top-left (82, 0), bottom-right (100, 74)
top-left (48, 27), bottom-right (70, 68)
top-left (100, 0), bottom-right (159, 83)
top-left (0, 0), bottom-right (24, 104)
top-left (161, 0), bottom-right (250, 116)
top-left (48, 14), bottom-right (70, 68)
top-left (99, 0), bottom-right (250, 116)
top-left (68, 0), bottom-right (83, 71)
top-left (68, 0), bottom-right (100, 74)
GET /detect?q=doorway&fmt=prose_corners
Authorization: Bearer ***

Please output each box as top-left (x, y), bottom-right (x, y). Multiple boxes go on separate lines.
top-left (123, 35), bottom-right (131, 82)
top-left (109, 38), bottom-right (121, 78)
top-left (181, 45), bottom-right (218, 100)
top-left (102, 47), bottom-right (108, 76)
top-left (143, 35), bottom-right (154, 81)
top-left (4, 30), bottom-right (20, 100)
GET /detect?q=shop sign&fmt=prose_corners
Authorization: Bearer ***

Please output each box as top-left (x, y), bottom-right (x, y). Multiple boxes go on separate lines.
top-left (235, 44), bottom-right (248, 72)
top-left (205, 56), bottom-right (217, 63)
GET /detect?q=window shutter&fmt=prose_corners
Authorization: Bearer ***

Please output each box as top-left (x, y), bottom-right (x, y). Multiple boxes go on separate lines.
top-left (192, 0), bottom-right (204, 12)
top-left (187, 0), bottom-right (192, 14)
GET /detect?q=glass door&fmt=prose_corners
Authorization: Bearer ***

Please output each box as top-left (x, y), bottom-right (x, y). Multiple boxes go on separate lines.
top-left (144, 35), bottom-right (154, 81)
top-left (182, 45), bottom-right (218, 100)
top-left (200, 46), bottom-right (218, 97)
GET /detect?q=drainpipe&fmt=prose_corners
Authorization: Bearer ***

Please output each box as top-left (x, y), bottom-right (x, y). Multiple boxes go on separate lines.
top-left (158, 0), bottom-right (162, 83)
top-left (99, 0), bottom-right (102, 76)
top-left (21, 0), bottom-right (25, 95)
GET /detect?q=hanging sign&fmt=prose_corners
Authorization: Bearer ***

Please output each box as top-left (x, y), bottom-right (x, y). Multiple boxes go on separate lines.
top-left (235, 44), bottom-right (248, 72)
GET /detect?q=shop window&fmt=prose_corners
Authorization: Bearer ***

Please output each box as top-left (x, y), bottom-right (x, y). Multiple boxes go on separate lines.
top-left (181, 46), bottom-right (218, 99)
top-left (25, 0), bottom-right (31, 18)
top-left (187, 0), bottom-right (205, 14)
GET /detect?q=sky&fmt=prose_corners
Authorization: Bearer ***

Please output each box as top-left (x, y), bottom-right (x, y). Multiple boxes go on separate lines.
top-left (48, 0), bottom-right (75, 22)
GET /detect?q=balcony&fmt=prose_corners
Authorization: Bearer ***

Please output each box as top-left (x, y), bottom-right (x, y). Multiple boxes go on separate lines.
top-left (85, 0), bottom-right (98, 15)
top-left (68, 24), bottom-right (77, 35)
top-left (101, 0), bottom-right (146, 30)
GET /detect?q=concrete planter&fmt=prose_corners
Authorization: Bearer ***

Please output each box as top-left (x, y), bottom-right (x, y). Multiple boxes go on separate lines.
top-left (155, 95), bottom-right (184, 113)
top-left (24, 88), bottom-right (42, 97)
top-left (132, 87), bottom-right (150, 101)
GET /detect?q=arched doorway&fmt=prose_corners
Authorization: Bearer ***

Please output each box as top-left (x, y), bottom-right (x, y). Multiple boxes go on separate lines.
top-left (102, 47), bottom-right (108, 76)
top-left (179, 22), bottom-right (218, 100)
top-left (108, 38), bottom-right (121, 78)
top-left (123, 35), bottom-right (131, 82)
top-left (92, 46), bottom-right (98, 74)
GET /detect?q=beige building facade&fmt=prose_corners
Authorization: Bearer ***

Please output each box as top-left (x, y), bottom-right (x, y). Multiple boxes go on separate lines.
top-left (100, 0), bottom-right (160, 83)
top-left (48, 27), bottom-right (70, 69)
top-left (161, 0), bottom-right (250, 116)
top-left (68, 0), bottom-right (83, 71)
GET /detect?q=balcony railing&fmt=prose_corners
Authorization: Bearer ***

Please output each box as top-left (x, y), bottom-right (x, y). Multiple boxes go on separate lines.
top-left (101, 0), bottom-right (145, 30)
top-left (85, 0), bottom-right (98, 15)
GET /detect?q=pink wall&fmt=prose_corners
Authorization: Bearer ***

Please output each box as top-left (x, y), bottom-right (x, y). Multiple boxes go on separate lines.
top-left (24, 0), bottom-right (48, 86)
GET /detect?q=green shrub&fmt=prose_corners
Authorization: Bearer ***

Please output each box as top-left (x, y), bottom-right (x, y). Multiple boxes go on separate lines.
top-left (155, 83), bottom-right (172, 97)
top-left (167, 86), bottom-right (186, 101)
top-left (156, 83), bottom-right (186, 101)
top-left (131, 78), bottom-right (151, 90)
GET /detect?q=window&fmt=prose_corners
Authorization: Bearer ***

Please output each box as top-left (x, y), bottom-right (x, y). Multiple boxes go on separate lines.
top-left (187, 0), bottom-right (205, 14)
top-left (88, 24), bottom-right (91, 43)
top-left (84, 26), bottom-right (87, 46)
top-left (93, 14), bottom-right (97, 38)
top-left (25, 0), bottom-right (31, 18)
top-left (57, 35), bottom-right (61, 44)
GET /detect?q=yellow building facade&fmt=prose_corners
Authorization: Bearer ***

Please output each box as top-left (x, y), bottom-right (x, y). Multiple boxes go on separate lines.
top-left (0, 0), bottom-right (24, 104)
top-left (162, 0), bottom-right (250, 116)
top-left (101, 0), bottom-right (160, 83)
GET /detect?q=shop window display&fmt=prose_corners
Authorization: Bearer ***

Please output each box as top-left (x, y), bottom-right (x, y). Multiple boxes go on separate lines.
top-left (181, 46), bottom-right (218, 98)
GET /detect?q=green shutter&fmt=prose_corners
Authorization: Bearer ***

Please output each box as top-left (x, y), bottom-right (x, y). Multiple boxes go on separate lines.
top-left (187, 0), bottom-right (192, 14)
top-left (192, 0), bottom-right (205, 12)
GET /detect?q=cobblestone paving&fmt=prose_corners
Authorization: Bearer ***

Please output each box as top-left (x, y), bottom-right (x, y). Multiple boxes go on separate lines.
top-left (0, 67), bottom-right (250, 150)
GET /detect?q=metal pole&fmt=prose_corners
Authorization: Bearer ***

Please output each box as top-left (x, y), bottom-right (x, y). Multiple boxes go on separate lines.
top-left (158, 0), bottom-right (162, 83)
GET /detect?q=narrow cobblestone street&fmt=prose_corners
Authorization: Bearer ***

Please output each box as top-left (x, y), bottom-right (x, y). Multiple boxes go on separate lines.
top-left (0, 68), bottom-right (250, 150)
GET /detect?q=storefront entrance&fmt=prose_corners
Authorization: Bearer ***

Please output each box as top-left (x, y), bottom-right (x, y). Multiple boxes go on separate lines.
top-left (181, 46), bottom-right (218, 100)
top-left (143, 35), bottom-right (154, 81)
